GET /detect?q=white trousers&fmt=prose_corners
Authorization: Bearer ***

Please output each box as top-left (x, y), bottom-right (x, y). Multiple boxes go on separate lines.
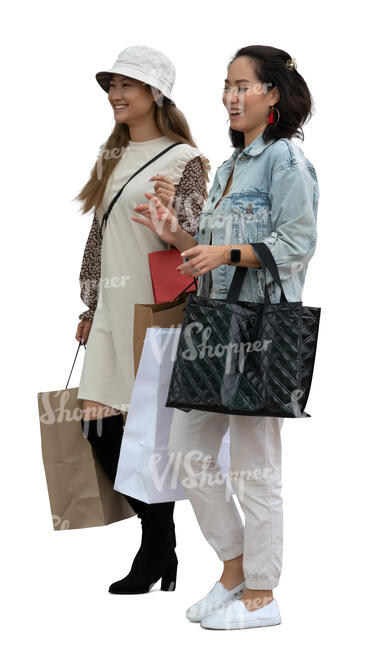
top-left (167, 408), bottom-right (284, 590)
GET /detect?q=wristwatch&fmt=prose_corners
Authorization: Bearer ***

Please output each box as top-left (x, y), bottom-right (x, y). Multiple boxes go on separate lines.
top-left (227, 246), bottom-right (241, 265)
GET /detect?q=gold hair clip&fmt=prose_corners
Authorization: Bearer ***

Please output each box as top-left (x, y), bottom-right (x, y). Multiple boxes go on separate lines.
top-left (286, 58), bottom-right (297, 71)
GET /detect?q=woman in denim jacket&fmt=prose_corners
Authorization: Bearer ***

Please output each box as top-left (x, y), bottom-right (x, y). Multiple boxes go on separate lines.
top-left (132, 45), bottom-right (319, 630)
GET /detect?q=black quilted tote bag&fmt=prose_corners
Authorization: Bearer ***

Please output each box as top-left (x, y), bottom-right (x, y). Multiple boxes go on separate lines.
top-left (165, 242), bottom-right (321, 418)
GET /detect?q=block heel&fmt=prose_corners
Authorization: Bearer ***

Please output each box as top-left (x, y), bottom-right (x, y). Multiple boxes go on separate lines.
top-left (160, 563), bottom-right (178, 591)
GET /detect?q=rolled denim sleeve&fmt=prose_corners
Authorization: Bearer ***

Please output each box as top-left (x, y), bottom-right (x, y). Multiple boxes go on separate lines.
top-left (258, 162), bottom-right (319, 285)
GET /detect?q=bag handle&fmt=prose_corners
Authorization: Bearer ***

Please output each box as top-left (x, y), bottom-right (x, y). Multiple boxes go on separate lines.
top-left (171, 276), bottom-right (198, 302)
top-left (99, 142), bottom-right (183, 236)
top-left (249, 242), bottom-right (288, 304)
top-left (66, 340), bottom-right (87, 389)
top-left (217, 242), bottom-right (288, 304)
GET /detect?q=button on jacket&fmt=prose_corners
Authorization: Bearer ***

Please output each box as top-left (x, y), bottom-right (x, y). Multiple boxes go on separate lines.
top-left (193, 132), bottom-right (319, 303)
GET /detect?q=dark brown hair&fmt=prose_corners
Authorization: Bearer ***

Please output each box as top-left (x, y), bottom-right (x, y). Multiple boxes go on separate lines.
top-left (228, 45), bottom-right (315, 148)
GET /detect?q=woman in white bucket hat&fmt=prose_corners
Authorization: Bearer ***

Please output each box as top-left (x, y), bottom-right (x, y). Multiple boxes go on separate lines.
top-left (73, 45), bottom-right (211, 595)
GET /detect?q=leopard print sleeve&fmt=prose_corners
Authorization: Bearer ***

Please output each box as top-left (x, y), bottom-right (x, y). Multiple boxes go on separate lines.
top-left (171, 156), bottom-right (206, 237)
top-left (78, 212), bottom-right (102, 321)
top-left (78, 156), bottom-right (206, 320)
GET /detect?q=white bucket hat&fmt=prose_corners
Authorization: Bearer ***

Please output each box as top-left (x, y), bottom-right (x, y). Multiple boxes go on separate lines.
top-left (95, 45), bottom-right (176, 102)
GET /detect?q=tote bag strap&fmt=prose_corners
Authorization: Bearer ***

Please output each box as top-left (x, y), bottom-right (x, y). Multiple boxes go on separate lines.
top-left (251, 242), bottom-right (287, 304)
top-left (99, 142), bottom-right (183, 236)
top-left (222, 242), bottom-right (288, 304)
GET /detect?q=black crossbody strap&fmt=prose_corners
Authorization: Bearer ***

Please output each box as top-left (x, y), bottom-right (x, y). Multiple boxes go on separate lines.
top-left (99, 142), bottom-right (183, 236)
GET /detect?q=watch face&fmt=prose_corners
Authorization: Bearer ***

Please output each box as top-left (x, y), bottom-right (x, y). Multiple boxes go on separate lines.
top-left (230, 248), bottom-right (241, 263)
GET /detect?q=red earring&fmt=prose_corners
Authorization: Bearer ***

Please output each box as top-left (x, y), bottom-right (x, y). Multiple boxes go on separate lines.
top-left (267, 106), bottom-right (280, 127)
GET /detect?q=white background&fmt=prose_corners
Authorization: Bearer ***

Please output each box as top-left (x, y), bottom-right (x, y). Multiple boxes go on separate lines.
top-left (2, 1), bottom-right (373, 648)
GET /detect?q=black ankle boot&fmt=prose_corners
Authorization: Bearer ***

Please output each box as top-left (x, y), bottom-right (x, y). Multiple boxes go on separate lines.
top-left (81, 415), bottom-right (178, 594)
top-left (109, 543), bottom-right (178, 594)
top-left (108, 501), bottom-right (178, 594)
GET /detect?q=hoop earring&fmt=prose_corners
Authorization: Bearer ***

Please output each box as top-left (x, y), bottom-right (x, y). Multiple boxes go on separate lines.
top-left (267, 105), bottom-right (280, 127)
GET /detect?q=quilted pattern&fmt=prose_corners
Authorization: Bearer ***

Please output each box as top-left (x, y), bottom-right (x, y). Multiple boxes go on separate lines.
top-left (165, 294), bottom-right (321, 418)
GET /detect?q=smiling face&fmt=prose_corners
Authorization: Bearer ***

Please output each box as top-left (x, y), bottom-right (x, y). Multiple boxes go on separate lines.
top-left (222, 56), bottom-right (280, 133)
top-left (108, 73), bottom-right (158, 125)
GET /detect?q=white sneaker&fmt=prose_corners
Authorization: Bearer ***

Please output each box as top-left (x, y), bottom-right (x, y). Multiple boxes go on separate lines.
top-left (200, 597), bottom-right (281, 629)
top-left (186, 581), bottom-right (246, 622)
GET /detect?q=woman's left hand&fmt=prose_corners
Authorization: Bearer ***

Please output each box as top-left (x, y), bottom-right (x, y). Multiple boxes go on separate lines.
top-left (149, 174), bottom-right (175, 210)
top-left (177, 244), bottom-right (229, 277)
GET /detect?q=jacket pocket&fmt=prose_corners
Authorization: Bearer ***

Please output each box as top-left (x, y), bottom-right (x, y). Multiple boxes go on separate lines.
top-left (231, 192), bottom-right (270, 243)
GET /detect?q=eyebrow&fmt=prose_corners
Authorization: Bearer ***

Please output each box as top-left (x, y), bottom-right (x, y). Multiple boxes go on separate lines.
top-left (224, 78), bottom-right (252, 84)
top-left (109, 76), bottom-right (132, 83)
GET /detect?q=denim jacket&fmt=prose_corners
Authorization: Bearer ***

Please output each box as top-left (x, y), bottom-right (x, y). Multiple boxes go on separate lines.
top-left (193, 132), bottom-right (319, 303)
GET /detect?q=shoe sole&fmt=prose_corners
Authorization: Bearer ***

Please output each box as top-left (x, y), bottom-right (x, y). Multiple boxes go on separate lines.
top-left (109, 578), bottom-right (177, 595)
top-left (109, 588), bottom-right (155, 594)
top-left (186, 594), bottom-right (245, 622)
top-left (200, 616), bottom-right (281, 630)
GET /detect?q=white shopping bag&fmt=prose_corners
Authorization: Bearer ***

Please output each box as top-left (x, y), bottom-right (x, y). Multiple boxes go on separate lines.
top-left (114, 327), bottom-right (232, 504)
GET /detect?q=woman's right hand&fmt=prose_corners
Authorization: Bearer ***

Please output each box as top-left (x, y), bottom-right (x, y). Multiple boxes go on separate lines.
top-left (75, 319), bottom-right (92, 345)
top-left (131, 192), bottom-right (182, 246)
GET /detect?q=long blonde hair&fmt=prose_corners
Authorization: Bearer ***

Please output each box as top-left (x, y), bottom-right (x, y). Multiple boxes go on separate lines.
top-left (74, 88), bottom-right (210, 215)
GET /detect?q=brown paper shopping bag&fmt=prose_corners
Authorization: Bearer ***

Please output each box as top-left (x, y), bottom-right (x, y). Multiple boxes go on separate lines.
top-left (38, 342), bottom-right (136, 531)
top-left (133, 289), bottom-right (196, 376)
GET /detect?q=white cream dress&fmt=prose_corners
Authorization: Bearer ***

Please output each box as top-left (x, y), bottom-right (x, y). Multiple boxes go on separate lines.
top-left (77, 135), bottom-right (209, 412)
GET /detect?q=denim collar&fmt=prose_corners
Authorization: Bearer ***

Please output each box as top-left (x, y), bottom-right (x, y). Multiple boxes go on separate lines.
top-left (222, 132), bottom-right (276, 167)
top-left (240, 132), bottom-right (276, 158)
